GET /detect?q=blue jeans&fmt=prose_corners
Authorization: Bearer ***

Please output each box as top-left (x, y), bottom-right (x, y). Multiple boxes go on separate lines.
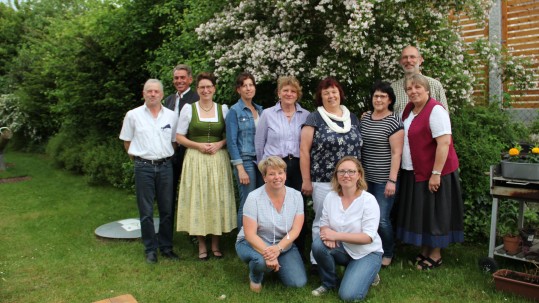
top-left (233, 156), bottom-right (263, 229)
top-left (312, 237), bottom-right (382, 302)
top-left (235, 239), bottom-right (307, 287)
top-left (367, 181), bottom-right (396, 258)
top-left (134, 159), bottom-right (174, 254)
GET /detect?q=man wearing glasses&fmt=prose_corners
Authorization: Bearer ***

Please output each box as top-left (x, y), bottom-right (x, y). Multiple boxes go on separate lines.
top-left (390, 46), bottom-right (448, 115)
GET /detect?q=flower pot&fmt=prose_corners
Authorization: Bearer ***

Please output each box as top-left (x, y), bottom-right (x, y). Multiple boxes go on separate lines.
top-left (502, 235), bottom-right (521, 255)
top-left (501, 161), bottom-right (539, 181)
top-left (493, 269), bottom-right (539, 301)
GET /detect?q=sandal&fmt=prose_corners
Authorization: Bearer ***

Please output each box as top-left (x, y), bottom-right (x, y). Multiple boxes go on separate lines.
top-left (212, 250), bottom-right (223, 259)
top-left (198, 252), bottom-right (209, 261)
top-left (417, 257), bottom-right (442, 270)
top-left (411, 254), bottom-right (427, 264)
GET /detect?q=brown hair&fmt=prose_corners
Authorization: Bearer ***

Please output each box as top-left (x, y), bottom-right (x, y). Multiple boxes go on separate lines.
top-left (314, 77), bottom-right (345, 107)
top-left (196, 72), bottom-right (217, 87)
top-left (235, 72), bottom-right (256, 90)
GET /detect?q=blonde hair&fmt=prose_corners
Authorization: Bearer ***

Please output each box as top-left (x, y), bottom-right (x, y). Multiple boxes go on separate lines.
top-left (277, 76), bottom-right (303, 101)
top-left (330, 156), bottom-right (367, 195)
top-left (258, 156), bottom-right (287, 176)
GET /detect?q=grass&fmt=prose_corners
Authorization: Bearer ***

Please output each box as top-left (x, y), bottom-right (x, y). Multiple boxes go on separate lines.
top-left (0, 151), bottom-right (535, 302)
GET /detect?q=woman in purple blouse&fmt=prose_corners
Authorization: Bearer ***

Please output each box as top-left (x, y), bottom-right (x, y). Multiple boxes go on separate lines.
top-left (255, 75), bottom-right (310, 258)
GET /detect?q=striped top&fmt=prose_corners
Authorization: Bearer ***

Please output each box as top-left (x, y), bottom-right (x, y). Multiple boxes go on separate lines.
top-left (360, 112), bottom-right (403, 183)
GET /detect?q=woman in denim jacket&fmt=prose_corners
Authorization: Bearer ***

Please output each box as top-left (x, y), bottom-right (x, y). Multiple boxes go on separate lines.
top-left (226, 72), bottom-right (264, 229)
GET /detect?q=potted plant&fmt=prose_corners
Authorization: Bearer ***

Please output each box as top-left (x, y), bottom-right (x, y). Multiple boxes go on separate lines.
top-left (497, 206), bottom-right (521, 255)
top-left (501, 142), bottom-right (539, 180)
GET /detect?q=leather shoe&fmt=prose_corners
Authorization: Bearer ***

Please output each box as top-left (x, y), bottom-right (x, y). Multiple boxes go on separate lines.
top-left (145, 251), bottom-right (158, 264)
top-left (161, 250), bottom-right (180, 261)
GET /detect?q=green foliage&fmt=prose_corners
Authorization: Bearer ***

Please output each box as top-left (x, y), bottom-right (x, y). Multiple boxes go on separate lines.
top-left (530, 111), bottom-right (539, 135)
top-left (46, 131), bottom-right (134, 189)
top-left (147, 0), bottom-right (224, 96)
top-left (0, 3), bottom-right (24, 93)
top-left (81, 138), bottom-right (133, 189)
top-left (496, 202), bottom-right (519, 237)
top-left (452, 104), bottom-right (528, 241)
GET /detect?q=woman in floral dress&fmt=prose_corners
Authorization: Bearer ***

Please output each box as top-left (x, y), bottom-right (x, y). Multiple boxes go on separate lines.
top-left (300, 77), bottom-right (363, 267)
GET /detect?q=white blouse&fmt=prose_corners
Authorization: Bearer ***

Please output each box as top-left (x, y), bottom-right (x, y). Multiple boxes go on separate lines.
top-left (320, 191), bottom-right (383, 259)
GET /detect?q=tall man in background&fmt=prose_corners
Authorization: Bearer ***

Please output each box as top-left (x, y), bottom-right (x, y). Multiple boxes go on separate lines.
top-left (164, 64), bottom-right (199, 204)
top-left (120, 79), bottom-right (179, 264)
top-left (391, 45), bottom-right (448, 115)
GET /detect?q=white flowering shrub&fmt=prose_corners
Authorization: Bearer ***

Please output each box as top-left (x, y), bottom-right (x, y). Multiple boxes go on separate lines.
top-left (0, 94), bottom-right (41, 146)
top-left (195, 0), bottom-right (534, 112)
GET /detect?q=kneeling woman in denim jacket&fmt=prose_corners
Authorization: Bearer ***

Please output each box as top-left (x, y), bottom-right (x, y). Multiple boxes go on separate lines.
top-left (235, 156), bottom-right (307, 293)
top-left (311, 156), bottom-right (383, 301)
top-left (226, 72), bottom-right (264, 229)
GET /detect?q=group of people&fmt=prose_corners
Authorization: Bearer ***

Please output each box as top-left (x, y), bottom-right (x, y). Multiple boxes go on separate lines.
top-left (119, 45), bottom-right (464, 302)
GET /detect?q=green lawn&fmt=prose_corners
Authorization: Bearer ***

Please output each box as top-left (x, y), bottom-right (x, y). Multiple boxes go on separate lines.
top-left (0, 152), bottom-right (533, 302)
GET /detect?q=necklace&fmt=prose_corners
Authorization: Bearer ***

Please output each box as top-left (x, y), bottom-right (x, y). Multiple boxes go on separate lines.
top-left (200, 102), bottom-right (214, 112)
top-left (284, 111), bottom-right (295, 118)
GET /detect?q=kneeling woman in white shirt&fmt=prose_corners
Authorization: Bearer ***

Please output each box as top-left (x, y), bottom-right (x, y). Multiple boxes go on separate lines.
top-left (311, 156), bottom-right (383, 302)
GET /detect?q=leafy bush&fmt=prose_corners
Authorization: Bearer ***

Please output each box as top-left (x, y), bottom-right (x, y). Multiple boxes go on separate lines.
top-left (47, 132), bottom-right (134, 190)
top-left (452, 104), bottom-right (528, 241)
top-left (81, 138), bottom-right (133, 190)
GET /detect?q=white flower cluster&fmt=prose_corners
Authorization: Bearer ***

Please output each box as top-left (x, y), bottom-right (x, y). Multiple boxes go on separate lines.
top-left (193, 0), bottom-right (533, 110)
top-left (0, 94), bottom-right (40, 142)
top-left (196, 0), bottom-right (374, 85)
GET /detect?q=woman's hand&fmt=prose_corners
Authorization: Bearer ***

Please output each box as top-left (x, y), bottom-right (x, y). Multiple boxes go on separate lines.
top-left (197, 143), bottom-right (209, 153)
top-left (429, 174), bottom-right (441, 193)
top-left (301, 181), bottom-right (313, 196)
top-left (236, 164), bottom-right (251, 185)
top-left (205, 141), bottom-right (224, 154)
top-left (320, 227), bottom-right (338, 242)
top-left (265, 258), bottom-right (281, 272)
top-left (263, 245), bottom-right (280, 261)
top-left (384, 181), bottom-right (396, 198)
top-left (323, 240), bottom-right (338, 249)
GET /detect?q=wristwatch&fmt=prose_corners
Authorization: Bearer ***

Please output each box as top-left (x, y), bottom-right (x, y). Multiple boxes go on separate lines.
top-left (432, 170), bottom-right (442, 175)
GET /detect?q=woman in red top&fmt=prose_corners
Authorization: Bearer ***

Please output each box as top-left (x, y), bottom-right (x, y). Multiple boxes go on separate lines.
top-left (395, 74), bottom-right (463, 270)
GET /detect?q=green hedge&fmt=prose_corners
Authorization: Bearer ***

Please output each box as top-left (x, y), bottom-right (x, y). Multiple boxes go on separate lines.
top-left (452, 104), bottom-right (528, 241)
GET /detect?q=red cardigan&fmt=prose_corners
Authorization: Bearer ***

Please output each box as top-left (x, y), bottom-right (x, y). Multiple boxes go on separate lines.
top-left (402, 98), bottom-right (459, 182)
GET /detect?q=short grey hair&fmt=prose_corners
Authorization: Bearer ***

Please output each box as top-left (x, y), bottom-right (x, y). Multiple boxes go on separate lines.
top-left (172, 64), bottom-right (193, 77)
top-left (405, 74), bottom-right (430, 94)
top-left (143, 79), bottom-right (164, 93)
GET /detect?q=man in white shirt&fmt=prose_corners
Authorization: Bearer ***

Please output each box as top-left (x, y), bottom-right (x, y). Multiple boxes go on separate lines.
top-left (391, 46), bottom-right (448, 115)
top-left (119, 79), bottom-right (179, 264)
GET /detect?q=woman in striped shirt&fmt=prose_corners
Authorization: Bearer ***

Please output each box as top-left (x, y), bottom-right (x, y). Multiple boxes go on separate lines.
top-left (360, 81), bottom-right (404, 267)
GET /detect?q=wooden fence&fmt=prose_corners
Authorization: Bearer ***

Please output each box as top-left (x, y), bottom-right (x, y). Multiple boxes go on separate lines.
top-left (456, 0), bottom-right (539, 108)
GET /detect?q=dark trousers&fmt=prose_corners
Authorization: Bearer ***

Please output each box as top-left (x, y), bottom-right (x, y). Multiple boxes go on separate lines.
top-left (283, 156), bottom-right (307, 261)
top-left (134, 159), bottom-right (174, 254)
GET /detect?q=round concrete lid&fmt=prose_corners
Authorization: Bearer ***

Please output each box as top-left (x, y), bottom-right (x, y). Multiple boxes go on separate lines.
top-left (95, 218), bottom-right (160, 239)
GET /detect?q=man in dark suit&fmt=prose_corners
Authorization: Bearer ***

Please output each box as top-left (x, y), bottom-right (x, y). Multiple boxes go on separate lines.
top-left (164, 64), bottom-right (199, 206)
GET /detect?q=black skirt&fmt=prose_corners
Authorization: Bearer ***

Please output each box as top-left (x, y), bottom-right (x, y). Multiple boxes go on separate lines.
top-left (395, 169), bottom-right (464, 248)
